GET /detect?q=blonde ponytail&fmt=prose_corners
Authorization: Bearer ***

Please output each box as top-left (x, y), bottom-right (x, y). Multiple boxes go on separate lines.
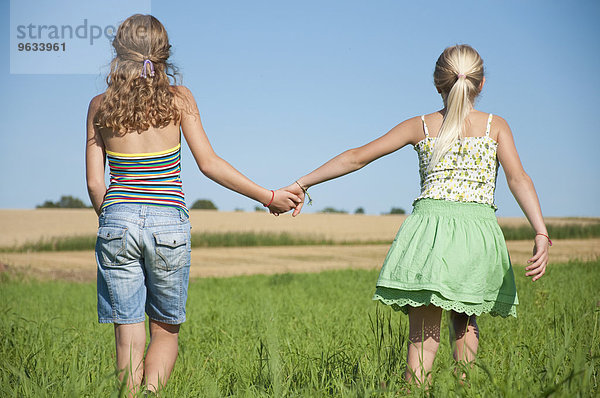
top-left (429, 45), bottom-right (484, 171)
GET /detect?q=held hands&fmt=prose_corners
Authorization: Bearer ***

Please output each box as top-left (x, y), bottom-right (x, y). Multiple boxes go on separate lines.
top-left (526, 234), bottom-right (550, 281)
top-left (266, 189), bottom-right (302, 216)
top-left (279, 182), bottom-right (306, 217)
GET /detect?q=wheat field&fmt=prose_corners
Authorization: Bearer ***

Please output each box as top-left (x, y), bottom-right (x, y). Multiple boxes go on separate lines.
top-left (1, 240), bottom-right (600, 282)
top-left (1, 210), bottom-right (598, 281)
top-left (1, 209), bottom-right (598, 247)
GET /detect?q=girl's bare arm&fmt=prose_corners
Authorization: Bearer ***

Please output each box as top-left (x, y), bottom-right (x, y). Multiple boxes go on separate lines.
top-left (286, 116), bottom-right (423, 216)
top-left (496, 116), bottom-right (549, 281)
top-left (85, 95), bottom-right (107, 216)
top-left (176, 86), bottom-right (300, 213)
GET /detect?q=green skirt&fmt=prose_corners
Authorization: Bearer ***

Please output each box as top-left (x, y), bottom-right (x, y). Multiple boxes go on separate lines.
top-left (372, 199), bottom-right (518, 318)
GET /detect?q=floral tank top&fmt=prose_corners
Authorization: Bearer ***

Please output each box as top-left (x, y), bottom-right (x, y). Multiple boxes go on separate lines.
top-left (413, 113), bottom-right (498, 209)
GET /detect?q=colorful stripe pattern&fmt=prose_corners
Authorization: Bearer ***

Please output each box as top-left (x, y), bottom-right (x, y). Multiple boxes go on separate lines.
top-left (101, 144), bottom-right (188, 216)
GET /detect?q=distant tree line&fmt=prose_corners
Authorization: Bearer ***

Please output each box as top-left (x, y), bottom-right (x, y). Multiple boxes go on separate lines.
top-left (190, 199), bottom-right (218, 210)
top-left (190, 200), bottom-right (266, 212)
top-left (387, 207), bottom-right (406, 215)
top-left (35, 197), bottom-right (224, 211)
top-left (35, 196), bottom-right (406, 215)
top-left (36, 195), bottom-right (90, 209)
top-left (320, 207), bottom-right (348, 214)
top-left (319, 206), bottom-right (406, 215)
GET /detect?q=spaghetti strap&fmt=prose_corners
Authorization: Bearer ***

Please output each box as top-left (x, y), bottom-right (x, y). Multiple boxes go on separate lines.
top-left (421, 115), bottom-right (430, 137)
top-left (485, 113), bottom-right (494, 136)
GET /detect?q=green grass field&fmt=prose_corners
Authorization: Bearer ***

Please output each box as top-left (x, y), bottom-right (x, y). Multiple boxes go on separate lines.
top-left (1, 259), bottom-right (598, 397)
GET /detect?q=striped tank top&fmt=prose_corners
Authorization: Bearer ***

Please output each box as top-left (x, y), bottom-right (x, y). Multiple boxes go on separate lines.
top-left (101, 144), bottom-right (188, 216)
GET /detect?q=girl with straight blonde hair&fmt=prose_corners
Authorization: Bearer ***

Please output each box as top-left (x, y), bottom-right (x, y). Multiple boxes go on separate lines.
top-left (282, 44), bottom-right (550, 385)
top-left (86, 14), bottom-right (300, 395)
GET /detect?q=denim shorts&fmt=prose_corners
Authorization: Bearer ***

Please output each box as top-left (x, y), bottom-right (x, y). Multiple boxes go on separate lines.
top-left (96, 204), bottom-right (191, 325)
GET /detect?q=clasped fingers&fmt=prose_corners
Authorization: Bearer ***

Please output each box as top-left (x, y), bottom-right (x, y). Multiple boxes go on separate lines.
top-left (267, 189), bottom-right (302, 215)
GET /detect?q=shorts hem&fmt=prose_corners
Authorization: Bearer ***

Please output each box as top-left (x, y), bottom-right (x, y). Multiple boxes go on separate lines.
top-left (147, 316), bottom-right (186, 325)
top-left (98, 316), bottom-right (146, 324)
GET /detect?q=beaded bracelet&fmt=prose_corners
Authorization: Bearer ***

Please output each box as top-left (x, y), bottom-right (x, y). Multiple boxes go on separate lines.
top-left (535, 232), bottom-right (553, 247)
top-left (263, 190), bottom-right (275, 207)
top-left (295, 181), bottom-right (312, 205)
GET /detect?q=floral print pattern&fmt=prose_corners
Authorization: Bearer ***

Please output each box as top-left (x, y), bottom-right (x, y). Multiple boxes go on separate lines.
top-left (414, 114), bottom-right (498, 208)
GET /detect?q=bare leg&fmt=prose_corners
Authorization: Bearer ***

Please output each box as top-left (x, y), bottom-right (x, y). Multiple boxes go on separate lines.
top-left (114, 322), bottom-right (146, 396)
top-left (449, 311), bottom-right (479, 364)
top-left (406, 305), bottom-right (442, 386)
top-left (449, 312), bottom-right (479, 383)
top-left (144, 320), bottom-right (180, 392)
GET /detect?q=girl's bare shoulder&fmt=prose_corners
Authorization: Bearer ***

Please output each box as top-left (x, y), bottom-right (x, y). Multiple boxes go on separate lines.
top-left (87, 93), bottom-right (105, 120)
top-left (171, 85), bottom-right (196, 101)
top-left (472, 109), bottom-right (509, 126)
top-left (88, 93), bottom-right (105, 109)
top-left (420, 110), bottom-right (444, 127)
top-left (488, 113), bottom-right (511, 141)
top-left (477, 111), bottom-right (510, 142)
top-left (422, 110), bottom-right (443, 119)
top-left (388, 115), bottom-right (431, 145)
top-left (170, 85), bottom-right (199, 116)
top-left (491, 113), bottom-right (509, 127)
top-left (170, 85), bottom-right (194, 99)
top-left (402, 114), bottom-right (428, 126)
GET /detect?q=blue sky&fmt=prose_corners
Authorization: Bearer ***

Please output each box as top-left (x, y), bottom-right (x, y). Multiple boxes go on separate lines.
top-left (1, 0), bottom-right (599, 216)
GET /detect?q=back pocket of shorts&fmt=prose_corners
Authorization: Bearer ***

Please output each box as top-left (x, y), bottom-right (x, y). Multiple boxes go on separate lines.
top-left (153, 231), bottom-right (189, 271)
top-left (96, 226), bottom-right (128, 266)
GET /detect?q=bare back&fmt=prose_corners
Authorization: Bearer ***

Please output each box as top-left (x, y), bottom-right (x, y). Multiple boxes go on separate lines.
top-left (420, 109), bottom-right (500, 141)
top-left (94, 86), bottom-right (183, 155)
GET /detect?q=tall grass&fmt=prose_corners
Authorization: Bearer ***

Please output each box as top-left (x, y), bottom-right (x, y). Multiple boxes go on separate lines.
top-left (501, 223), bottom-right (600, 240)
top-left (1, 259), bottom-right (598, 397)
top-left (2, 222), bottom-right (600, 253)
top-left (190, 232), bottom-right (337, 248)
top-left (0, 235), bottom-right (98, 253)
top-left (0, 232), bottom-right (337, 253)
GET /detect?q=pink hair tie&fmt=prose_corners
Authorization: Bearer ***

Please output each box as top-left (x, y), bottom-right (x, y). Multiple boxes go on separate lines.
top-left (140, 59), bottom-right (155, 78)
top-left (457, 73), bottom-right (466, 79)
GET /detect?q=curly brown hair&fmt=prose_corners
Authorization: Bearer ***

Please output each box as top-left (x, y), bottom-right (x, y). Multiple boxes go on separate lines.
top-left (94, 14), bottom-right (181, 134)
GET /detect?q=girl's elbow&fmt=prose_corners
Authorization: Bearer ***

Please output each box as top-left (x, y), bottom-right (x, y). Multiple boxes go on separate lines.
top-left (346, 149), bottom-right (366, 169)
top-left (86, 178), bottom-right (105, 192)
top-left (507, 170), bottom-right (531, 187)
top-left (198, 155), bottom-right (220, 176)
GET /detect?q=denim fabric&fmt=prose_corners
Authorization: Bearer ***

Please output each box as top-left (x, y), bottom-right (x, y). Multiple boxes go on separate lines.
top-left (96, 204), bottom-right (191, 324)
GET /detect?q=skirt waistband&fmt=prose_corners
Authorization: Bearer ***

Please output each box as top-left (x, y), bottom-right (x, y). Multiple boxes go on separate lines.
top-left (412, 199), bottom-right (497, 220)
